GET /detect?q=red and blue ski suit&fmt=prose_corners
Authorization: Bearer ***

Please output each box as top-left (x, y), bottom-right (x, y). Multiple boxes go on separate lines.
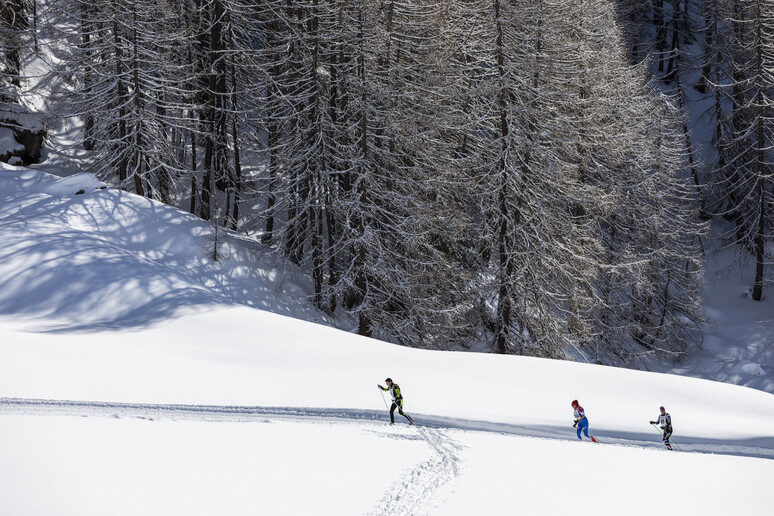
top-left (574, 405), bottom-right (589, 440)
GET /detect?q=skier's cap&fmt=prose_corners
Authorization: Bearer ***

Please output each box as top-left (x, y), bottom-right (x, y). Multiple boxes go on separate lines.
top-left (571, 399), bottom-right (578, 406)
top-left (660, 406), bottom-right (665, 411)
top-left (385, 378), bottom-right (393, 383)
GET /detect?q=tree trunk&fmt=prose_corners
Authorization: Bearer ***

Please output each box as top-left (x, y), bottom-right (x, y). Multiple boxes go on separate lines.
top-left (263, 122), bottom-right (277, 243)
top-left (229, 49), bottom-right (242, 230)
top-left (130, 13), bottom-right (145, 197)
top-left (494, 0), bottom-right (511, 355)
top-left (81, 8), bottom-right (95, 150)
top-left (114, 18), bottom-right (128, 185)
top-left (752, 178), bottom-right (765, 301)
top-left (355, 4), bottom-right (371, 338)
top-left (32, 0), bottom-right (38, 53)
top-left (752, 3), bottom-right (766, 301)
top-left (654, 0), bottom-right (666, 72)
top-left (310, 0), bottom-right (325, 308)
top-left (190, 125), bottom-right (198, 215)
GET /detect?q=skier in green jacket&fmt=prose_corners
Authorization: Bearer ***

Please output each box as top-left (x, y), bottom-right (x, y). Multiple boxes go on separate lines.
top-left (378, 378), bottom-right (415, 426)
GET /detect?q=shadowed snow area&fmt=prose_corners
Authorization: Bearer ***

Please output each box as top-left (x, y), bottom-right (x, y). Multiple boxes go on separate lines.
top-left (671, 247), bottom-right (774, 393)
top-left (0, 165), bottom-right (328, 332)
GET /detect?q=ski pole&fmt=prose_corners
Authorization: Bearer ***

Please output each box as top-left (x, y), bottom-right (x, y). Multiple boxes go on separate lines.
top-left (651, 425), bottom-right (683, 451)
top-left (650, 424), bottom-right (682, 451)
top-left (378, 387), bottom-right (390, 410)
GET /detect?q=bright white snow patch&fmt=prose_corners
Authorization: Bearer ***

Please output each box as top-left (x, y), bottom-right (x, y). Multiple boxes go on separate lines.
top-left (1, 307), bottom-right (773, 515)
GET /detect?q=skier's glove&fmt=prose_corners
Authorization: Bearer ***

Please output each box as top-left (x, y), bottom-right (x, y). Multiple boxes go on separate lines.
top-left (649, 421), bottom-right (655, 425)
top-left (573, 421), bottom-right (578, 428)
top-left (377, 384), bottom-right (384, 390)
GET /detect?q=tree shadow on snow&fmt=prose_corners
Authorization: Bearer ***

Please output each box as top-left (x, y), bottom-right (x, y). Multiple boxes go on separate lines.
top-left (0, 186), bottom-right (326, 333)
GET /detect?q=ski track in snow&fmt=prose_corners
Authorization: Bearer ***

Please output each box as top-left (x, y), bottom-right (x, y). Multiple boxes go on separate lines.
top-left (1, 397), bottom-right (773, 463)
top-left (369, 427), bottom-right (463, 516)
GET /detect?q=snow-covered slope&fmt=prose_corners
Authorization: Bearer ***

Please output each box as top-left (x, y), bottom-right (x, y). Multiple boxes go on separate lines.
top-left (3, 163), bottom-right (773, 393)
top-left (3, 306), bottom-right (774, 445)
top-left (1, 166), bottom-right (773, 515)
top-left (0, 165), bottom-right (329, 330)
top-left (1, 305), bottom-right (773, 515)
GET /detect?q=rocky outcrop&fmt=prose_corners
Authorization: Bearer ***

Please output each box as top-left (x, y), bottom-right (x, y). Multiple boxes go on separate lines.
top-left (0, 100), bottom-right (46, 165)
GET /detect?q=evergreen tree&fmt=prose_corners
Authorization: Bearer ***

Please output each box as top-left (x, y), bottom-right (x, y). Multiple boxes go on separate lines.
top-left (53, 0), bottom-right (194, 198)
top-left (711, 0), bottom-right (774, 301)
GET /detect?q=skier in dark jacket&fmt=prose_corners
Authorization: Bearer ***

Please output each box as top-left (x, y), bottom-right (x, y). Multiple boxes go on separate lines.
top-left (378, 378), bottom-right (414, 425)
top-left (650, 406), bottom-right (673, 450)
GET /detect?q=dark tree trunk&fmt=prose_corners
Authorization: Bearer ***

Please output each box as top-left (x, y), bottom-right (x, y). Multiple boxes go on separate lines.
top-left (262, 15), bottom-right (280, 244)
top-left (114, 19), bottom-right (128, 185)
top-left (201, 1), bottom-right (227, 221)
top-left (752, 178), bottom-right (765, 301)
top-left (310, 0), bottom-right (325, 308)
top-left (262, 122), bottom-right (277, 243)
top-left (676, 70), bottom-right (707, 220)
top-left (355, 5), bottom-right (371, 338)
top-left (654, 0), bottom-right (666, 73)
top-left (699, 1), bottom-right (716, 93)
top-left (156, 103), bottom-right (171, 204)
top-left (494, 0), bottom-right (511, 355)
top-left (752, 4), bottom-right (766, 302)
top-left (130, 14), bottom-right (145, 197)
top-left (229, 52), bottom-right (242, 230)
top-left (32, 0), bottom-right (38, 53)
top-left (190, 125), bottom-right (198, 215)
top-left (81, 8), bottom-right (95, 150)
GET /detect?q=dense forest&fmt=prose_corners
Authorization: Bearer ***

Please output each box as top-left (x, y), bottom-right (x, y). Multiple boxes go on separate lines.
top-left (0, 0), bottom-right (771, 366)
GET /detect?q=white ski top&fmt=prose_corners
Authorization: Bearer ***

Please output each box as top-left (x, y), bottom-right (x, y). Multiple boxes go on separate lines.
top-left (656, 413), bottom-right (671, 428)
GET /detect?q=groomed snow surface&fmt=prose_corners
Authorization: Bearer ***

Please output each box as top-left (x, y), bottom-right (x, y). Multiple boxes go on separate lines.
top-left (1, 167), bottom-right (773, 515)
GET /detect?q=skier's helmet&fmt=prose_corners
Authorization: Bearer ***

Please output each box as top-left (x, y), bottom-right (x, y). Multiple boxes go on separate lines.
top-left (660, 406), bottom-right (665, 411)
top-left (385, 378), bottom-right (393, 383)
top-left (571, 400), bottom-right (578, 407)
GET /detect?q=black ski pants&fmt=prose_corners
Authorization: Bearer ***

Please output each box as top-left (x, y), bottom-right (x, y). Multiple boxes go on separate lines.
top-left (390, 400), bottom-right (413, 424)
top-left (662, 425), bottom-right (673, 447)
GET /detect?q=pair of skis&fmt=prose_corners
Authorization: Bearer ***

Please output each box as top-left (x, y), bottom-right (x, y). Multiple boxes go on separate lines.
top-left (584, 426), bottom-right (681, 450)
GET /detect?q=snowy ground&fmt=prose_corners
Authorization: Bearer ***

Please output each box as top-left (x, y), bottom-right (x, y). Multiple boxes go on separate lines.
top-left (1, 167), bottom-right (773, 514)
top-left (671, 243), bottom-right (774, 393)
top-left (1, 307), bottom-right (773, 515)
top-left (1, 410), bottom-right (771, 516)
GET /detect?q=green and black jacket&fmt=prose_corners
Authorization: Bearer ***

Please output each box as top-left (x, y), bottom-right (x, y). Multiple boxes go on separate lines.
top-left (381, 384), bottom-right (403, 404)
